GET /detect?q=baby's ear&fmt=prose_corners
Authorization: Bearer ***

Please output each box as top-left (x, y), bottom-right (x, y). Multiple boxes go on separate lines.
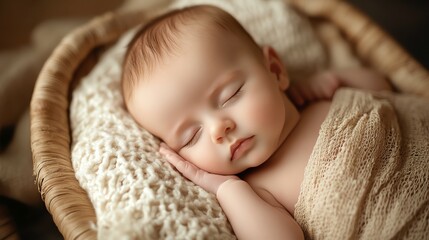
top-left (262, 46), bottom-right (289, 90)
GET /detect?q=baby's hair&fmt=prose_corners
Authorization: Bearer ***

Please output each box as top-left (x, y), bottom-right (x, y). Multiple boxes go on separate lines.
top-left (121, 5), bottom-right (261, 109)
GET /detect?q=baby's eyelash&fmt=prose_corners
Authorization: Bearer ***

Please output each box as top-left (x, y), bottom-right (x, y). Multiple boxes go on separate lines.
top-left (232, 86), bottom-right (243, 98)
top-left (223, 85), bottom-right (243, 106)
top-left (183, 128), bottom-right (202, 148)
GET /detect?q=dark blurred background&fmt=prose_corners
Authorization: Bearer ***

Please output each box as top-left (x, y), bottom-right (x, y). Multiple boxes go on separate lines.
top-left (348, 0), bottom-right (429, 68)
top-left (0, 0), bottom-right (428, 67)
top-left (0, 0), bottom-right (124, 49)
top-left (0, 0), bottom-right (428, 239)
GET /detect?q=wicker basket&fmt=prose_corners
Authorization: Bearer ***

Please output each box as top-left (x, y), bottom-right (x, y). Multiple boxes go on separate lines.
top-left (30, 0), bottom-right (429, 239)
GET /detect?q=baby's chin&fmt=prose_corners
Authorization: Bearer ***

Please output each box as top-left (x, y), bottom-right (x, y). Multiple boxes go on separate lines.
top-left (200, 163), bottom-right (248, 175)
top-left (234, 158), bottom-right (272, 176)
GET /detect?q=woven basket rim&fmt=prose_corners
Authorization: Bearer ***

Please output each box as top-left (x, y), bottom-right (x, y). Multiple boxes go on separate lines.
top-left (30, 7), bottom-right (155, 240)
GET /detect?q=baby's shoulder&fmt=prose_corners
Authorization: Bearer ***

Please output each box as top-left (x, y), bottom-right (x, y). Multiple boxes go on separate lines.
top-left (300, 100), bottom-right (331, 123)
top-left (293, 100), bottom-right (331, 148)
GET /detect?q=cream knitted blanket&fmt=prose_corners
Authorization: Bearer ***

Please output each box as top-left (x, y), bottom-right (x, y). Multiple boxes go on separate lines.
top-left (295, 88), bottom-right (429, 239)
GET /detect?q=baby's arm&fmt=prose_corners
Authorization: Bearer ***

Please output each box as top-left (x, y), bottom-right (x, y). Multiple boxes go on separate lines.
top-left (160, 144), bottom-right (304, 240)
top-left (217, 179), bottom-right (304, 240)
top-left (288, 68), bottom-right (392, 106)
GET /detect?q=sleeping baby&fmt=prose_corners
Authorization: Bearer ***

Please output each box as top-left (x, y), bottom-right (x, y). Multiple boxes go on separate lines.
top-left (121, 5), bottom-right (429, 239)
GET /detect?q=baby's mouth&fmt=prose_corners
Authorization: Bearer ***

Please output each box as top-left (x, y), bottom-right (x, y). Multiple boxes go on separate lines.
top-left (230, 136), bottom-right (254, 161)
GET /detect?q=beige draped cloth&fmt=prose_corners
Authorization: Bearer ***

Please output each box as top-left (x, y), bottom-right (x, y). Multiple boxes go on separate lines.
top-left (295, 88), bottom-right (429, 239)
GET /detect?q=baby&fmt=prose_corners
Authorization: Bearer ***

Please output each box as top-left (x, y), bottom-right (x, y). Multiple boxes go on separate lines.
top-left (122, 5), bottom-right (392, 239)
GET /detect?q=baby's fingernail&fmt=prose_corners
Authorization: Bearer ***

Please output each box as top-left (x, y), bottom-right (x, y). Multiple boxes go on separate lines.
top-left (159, 148), bottom-right (170, 158)
top-left (159, 148), bottom-right (167, 157)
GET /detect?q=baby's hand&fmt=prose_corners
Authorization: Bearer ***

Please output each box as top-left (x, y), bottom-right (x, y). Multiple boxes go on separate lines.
top-left (159, 143), bottom-right (239, 194)
top-left (287, 70), bottom-right (340, 107)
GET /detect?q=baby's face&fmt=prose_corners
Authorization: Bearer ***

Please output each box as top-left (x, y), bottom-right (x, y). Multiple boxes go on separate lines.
top-left (128, 28), bottom-right (299, 174)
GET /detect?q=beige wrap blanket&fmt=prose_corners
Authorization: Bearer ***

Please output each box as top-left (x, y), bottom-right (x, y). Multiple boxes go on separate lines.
top-left (295, 88), bottom-right (429, 239)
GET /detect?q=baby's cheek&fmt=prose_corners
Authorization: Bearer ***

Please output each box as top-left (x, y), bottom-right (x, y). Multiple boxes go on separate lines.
top-left (244, 93), bottom-right (284, 127)
top-left (183, 142), bottom-right (225, 174)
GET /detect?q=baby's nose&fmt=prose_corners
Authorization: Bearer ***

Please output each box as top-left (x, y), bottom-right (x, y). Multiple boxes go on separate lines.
top-left (210, 119), bottom-right (235, 144)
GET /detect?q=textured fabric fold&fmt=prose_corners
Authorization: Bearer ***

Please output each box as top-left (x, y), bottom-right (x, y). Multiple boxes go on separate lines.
top-left (295, 88), bottom-right (429, 239)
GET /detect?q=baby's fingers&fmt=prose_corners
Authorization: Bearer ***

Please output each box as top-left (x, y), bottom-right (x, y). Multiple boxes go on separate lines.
top-left (160, 143), bottom-right (201, 181)
top-left (159, 143), bottom-right (234, 194)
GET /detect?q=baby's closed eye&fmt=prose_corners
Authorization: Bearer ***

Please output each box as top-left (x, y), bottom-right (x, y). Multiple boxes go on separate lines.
top-left (221, 84), bottom-right (244, 107)
top-left (183, 127), bottom-right (202, 148)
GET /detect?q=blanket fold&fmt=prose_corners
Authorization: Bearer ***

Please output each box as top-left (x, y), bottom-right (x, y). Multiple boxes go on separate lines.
top-left (295, 88), bottom-right (429, 239)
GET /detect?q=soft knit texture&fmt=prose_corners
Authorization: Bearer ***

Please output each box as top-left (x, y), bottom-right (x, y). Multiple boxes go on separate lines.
top-left (295, 88), bottom-right (429, 239)
top-left (70, 0), bottom-right (326, 239)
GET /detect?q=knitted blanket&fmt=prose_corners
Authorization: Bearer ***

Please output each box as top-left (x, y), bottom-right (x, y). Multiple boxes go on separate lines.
top-left (295, 88), bottom-right (429, 239)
